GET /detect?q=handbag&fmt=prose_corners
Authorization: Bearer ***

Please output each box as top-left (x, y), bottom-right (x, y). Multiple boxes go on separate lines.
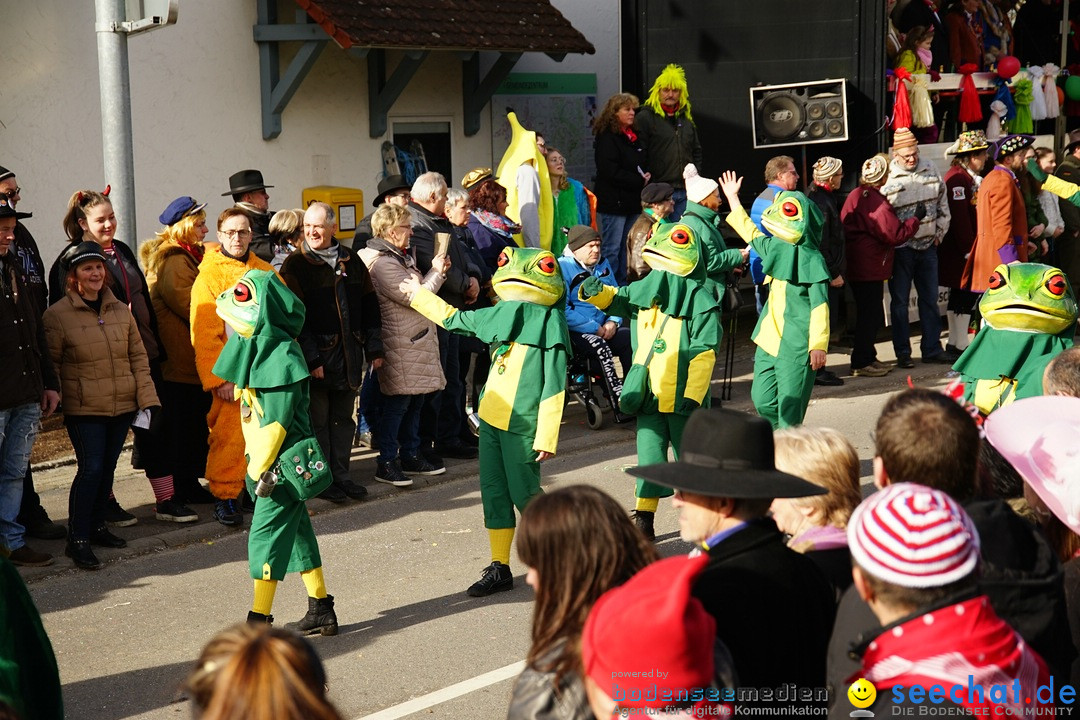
top-left (276, 437), bottom-right (333, 501)
top-left (617, 313), bottom-right (670, 415)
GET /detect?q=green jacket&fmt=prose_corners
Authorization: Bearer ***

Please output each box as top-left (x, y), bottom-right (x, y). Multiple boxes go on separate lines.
top-left (679, 201), bottom-right (746, 295)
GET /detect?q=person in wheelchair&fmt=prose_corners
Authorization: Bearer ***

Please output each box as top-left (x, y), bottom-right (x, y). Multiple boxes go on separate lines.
top-left (558, 226), bottom-right (631, 410)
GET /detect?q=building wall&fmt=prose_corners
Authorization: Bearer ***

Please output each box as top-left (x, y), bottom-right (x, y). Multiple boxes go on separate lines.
top-left (0, 0), bottom-right (615, 264)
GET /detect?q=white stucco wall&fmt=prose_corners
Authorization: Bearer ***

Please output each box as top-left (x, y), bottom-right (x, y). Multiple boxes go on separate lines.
top-left (1, 0), bottom-right (616, 265)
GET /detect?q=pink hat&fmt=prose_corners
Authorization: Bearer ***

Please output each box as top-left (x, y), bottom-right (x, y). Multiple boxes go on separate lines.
top-left (848, 483), bottom-right (980, 588)
top-left (984, 396), bottom-right (1080, 533)
top-left (582, 554), bottom-right (715, 710)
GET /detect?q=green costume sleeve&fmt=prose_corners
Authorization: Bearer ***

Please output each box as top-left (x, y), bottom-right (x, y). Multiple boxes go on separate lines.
top-left (239, 386), bottom-right (293, 480)
top-left (410, 287), bottom-right (486, 339)
top-left (1041, 173), bottom-right (1080, 208)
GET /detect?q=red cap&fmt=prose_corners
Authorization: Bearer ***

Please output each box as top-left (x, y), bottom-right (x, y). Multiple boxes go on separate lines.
top-left (581, 554), bottom-right (715, 709)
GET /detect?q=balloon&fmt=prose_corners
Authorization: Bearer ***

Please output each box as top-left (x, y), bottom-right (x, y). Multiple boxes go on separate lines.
top-left (997, 56), bottom-right (1020, 80)
top-left (1067, 75), bottom-right (1080, 102)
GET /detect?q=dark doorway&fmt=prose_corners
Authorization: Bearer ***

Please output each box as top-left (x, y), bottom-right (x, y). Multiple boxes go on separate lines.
top-left (392, 121), bottom-right (452, 183)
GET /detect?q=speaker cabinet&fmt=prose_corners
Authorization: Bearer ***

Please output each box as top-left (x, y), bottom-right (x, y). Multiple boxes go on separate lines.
top-left (750, 79), bottom-right (848, 149)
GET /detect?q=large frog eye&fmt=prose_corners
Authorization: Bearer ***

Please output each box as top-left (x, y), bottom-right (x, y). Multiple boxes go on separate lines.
top-left (233, 282), bottom-right (253, 303)
top-left (782, 201), bottom-right (799, 217)
top-left (1046, 274), bottom-right (1068, 296)
top-left (670, 228), bottom-right (690, 245)
top-left (497, 251), bottom-right (509, 268)
top-left (537, 255), bottom-right (557, 274)
top-left (987, 270), bottom-right (1007, 290)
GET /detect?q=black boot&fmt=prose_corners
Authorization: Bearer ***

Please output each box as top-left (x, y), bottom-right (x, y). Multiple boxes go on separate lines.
top-left (631, 510), bottom-right (656, 542)
top-left (246, 611), bottom-right (273, 625)
top-left (285, 595), bottom-right (338, 636)
top-left (466, 561), bottom-right (513, 597)
top-left (65, 539), bottom-right (102, 570)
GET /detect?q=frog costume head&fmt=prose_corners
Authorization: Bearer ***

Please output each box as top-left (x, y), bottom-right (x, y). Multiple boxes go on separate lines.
top-left (761, 191), bottom-right (823, 248)
top-left (979, 263), bottom-right (1078, 335)
top-left (212, 269), bottom-right (310, 389)
top-left (492, 246), bottom-right (564, 307)
top-left (754, 190), bottom-right (830, 285)
top-left (642, 223), bottom-right (705, 281)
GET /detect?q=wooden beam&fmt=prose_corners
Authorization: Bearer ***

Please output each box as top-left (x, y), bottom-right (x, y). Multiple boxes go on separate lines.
top-left (368, 49), bottom-right (429, 138)
top-left (462, 51), bottom-right (522, 137)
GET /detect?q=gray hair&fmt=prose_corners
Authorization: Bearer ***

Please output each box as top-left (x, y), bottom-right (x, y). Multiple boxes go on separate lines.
top-left (305, 201), bottom-right (335, 224)
top-left (446, 188), bottom-right (468, 210)
top-left (411, 172), bottom-right (447, 203)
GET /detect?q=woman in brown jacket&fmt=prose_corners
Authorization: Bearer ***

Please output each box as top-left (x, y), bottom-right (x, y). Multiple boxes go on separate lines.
top-left (357, 204), bottom-right (448, 487)
top-left (43, 242), bottom-right (159, 570)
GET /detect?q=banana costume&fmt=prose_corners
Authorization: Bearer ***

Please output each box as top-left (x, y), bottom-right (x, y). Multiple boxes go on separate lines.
top-left (495, 112), bottom-right (554, 249)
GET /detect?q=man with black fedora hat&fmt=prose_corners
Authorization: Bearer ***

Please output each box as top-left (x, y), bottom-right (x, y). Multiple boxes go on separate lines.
top-left (630, 406), bottom-right (835, 692)
top-left (224, 169), bottom-right (275, 263)
top-left (352, 174), bottom-right (411, 248)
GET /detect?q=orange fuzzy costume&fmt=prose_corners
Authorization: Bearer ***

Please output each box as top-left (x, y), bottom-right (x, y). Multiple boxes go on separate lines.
top-left (190, 246), bottom-right (276, 500)
top-left (963, 167), bottom-right (1027, 293)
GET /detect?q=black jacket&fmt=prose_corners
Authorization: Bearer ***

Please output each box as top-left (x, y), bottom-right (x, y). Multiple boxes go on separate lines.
top-left (280, 242), bottom-right (383, 390)
top-left (593, 130), bottom-right (646, 215)
top-left (693, 518), bottom-right (835, 692)
top-left (807, 183), bottom-right (846, 279)
top-left (827, 498), bottom-right (1075, 698)
top-left (11, 221), bottom-right (47, 314)
top-left (237, 205), bottom-right (274, 263)
top-left (0, 253), bottom-right (59, 410)
top-left (408, 201), bottom-right (479, 309)
top-left (633, 106), bottom-right (702, 189)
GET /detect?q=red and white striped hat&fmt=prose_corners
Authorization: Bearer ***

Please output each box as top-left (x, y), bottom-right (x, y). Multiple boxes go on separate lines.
top-left (848, 483), bottom-right (980, 588)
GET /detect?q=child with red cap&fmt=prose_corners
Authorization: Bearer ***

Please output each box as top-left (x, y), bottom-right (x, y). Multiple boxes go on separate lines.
top-left (580, 554), bottom-right (730, 718)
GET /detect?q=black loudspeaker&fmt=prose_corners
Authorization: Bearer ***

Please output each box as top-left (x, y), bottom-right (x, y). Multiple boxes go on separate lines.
top-left (750, 79), bottom-right (848, 149)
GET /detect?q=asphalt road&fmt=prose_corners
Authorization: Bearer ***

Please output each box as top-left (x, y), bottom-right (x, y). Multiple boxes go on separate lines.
top-left (21, 327), bottom-right (953, 720)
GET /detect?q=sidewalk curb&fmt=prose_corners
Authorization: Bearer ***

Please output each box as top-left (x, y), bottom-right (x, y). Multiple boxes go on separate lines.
top-left (18, 421), bottom-right (638, 584)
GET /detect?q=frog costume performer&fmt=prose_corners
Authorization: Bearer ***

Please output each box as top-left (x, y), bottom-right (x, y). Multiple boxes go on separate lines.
top-left (725, 188), bottom-right (831, 429)
top-left (580, 223), bottom-right (721, 540)
top-left (212, 269), bottom-right (339, 635)
top-left (405, 247), bottom-right (569, 596)
top-left (953, 263), bottom-right (1077, 416)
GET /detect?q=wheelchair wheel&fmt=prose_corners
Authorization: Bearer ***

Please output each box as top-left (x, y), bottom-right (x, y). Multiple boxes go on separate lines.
top-left (585, 398), bottom-right (605, 430)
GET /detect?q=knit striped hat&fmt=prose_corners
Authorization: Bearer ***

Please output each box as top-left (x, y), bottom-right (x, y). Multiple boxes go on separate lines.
top-left (892, 127), bottom-right (918, 151)
top-left (812, 156), bottom-right (843, 182)
top-left (848, 483), bottom-right (980, 588)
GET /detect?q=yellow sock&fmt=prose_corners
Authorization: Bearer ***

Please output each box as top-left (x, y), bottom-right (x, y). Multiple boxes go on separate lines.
top-left (488, 528), bottom-right (515, 566)
top-left (252, 579), bottom-right (278, 615)
top-left (301, 567), bottom-right (328, 599)
top-left (635, 496), bottom-right (659, 513)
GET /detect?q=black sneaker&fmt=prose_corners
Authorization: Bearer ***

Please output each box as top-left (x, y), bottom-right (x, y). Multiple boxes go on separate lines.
top-left (922, 351), bottom-right (953, 364)
top-left (466, 561), bottom-right (513, 597)
top-left (174, 483), bottom-right (217, 505)
top-left (90, 526), bottom-right (127, 548)
top-left (155, 498), bottom-right (198, 523)
top-left (375, 460), bottom-right (414, 487)
top-left (335, 479), bottom-right (369, 500)
top-left (632, 510), bottom-right (656, 542)
top-left (247, 611), bottom-right (273, 625)
top-left (214, 499), bottom-right (243, 527)
top-left (401, 453), bottom-right (446, 476)
top-left (105, 498), bottom-right (138, 527)
top-left (65, 539), bottom-right (102, 570)
top-left (896, 355), bottom-right (915, 369)
top-left (814, 369), bottom-right (844, 387)
top-left (317, 484), bottom-right (348, 503)
top-left (24, 515), bottom-right (67, 541)
top-left (8, 545), bottom-right (55, 567)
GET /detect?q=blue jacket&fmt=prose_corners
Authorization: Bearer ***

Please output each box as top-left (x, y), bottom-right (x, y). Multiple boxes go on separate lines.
top-left (557, 253), bottom-right (622, 334)
top-left (747, 183), bottom-right (784, 284)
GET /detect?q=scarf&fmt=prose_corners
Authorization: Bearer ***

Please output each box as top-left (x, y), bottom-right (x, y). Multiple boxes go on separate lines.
top-left (622, 126), bottom-right (638, 144)
top-left (860, 596), bottom-right (1053, 715)
top-left (917, 47), bottom-right (933, 70)
top-left (789, 524), bottom-right (847, 553)
top-left (304, 240), bottom-right (339, 269)
top-left (472, 209), bottom-right (520, 240)
top-left (177, 239), bottom-right (204, 264)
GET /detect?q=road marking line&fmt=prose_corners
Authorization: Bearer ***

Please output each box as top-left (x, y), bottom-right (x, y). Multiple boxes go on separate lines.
top-left (354, 660), bottom-right (525, 720)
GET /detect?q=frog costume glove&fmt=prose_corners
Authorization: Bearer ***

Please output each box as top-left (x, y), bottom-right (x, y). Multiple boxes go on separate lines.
top-left (954, 263), bottom-right (1077, 415)
top-left (213, 269), bottom-right (338, 635)
top-left (406, 247), bottom-right (570, 595)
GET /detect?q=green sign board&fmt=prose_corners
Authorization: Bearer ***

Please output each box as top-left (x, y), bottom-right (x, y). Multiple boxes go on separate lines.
top-left (496, 73), bottom-right (597, 95)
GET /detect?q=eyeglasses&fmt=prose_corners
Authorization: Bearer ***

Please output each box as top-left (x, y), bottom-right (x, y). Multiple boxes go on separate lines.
top-left (219, 229), bottom-right (252, 239)
top-left (1, 187), bottom-right (20, 199)
top-left (303, 223), bottom-right (329, 231)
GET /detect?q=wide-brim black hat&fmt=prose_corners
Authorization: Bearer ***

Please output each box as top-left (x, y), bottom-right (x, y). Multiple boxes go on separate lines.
top-left (628, 408), bottom-right (827, 499)
top-left (222, 169), bottom-right (273, 197)
top-left (373, 174), bottom-right (411, 207)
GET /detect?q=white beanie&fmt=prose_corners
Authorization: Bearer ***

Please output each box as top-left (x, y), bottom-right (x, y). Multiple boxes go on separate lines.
top-left (683, 164), bottom-right (718, 204)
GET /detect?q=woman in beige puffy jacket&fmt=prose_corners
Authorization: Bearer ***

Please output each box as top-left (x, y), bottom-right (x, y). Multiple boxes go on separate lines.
top-left (357, 204), bottom-right (448, 488)
top-left (42, 242), bottom-right (159, 570)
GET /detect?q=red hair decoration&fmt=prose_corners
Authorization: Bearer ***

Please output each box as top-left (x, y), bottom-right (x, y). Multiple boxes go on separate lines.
top-left (892, 67), bottom-right (913, 131)
top-left (76, 191), bottom-right (86, 205)
top-left (102, 184), bottom-right (111, 197)
top-left (958, 64), bottom-right (983, 124)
